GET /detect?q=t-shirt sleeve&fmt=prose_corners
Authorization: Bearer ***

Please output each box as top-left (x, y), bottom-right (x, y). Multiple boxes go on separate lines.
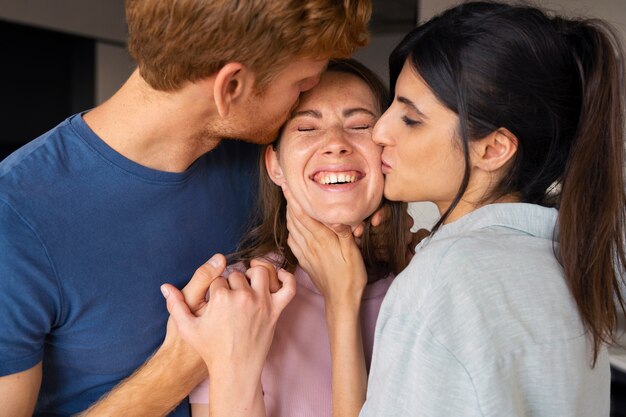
top-left (189, 377), bottom-right (210, 404)
top-left (0, 200), bottom-right (60, 375)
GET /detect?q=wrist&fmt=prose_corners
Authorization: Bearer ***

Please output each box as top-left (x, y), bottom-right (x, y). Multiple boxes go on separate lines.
top-left (155, 338), bottom-right (207, 386)
top-left (324, 287), bottom-right (363, 313)
top-left (208, 357), bottom-right (264, 383)
top-left (324, 298), bottom-right (361, 326)
top-left (209, 379), bottom-right (264, 417)
top-left (79, 341), bottom-right (208, 417)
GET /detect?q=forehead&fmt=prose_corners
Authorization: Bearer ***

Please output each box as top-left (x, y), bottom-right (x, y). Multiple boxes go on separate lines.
top-left (396, 61), bottom-right (433, 96)
top-left (295, 71), bottom-right (377, 111)
top-left (396, 62), bottom-right (456, 119)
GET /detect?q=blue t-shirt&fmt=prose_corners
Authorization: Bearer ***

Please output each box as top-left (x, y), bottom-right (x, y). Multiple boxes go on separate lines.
top-left (0, 114), bottom-right (259, 416)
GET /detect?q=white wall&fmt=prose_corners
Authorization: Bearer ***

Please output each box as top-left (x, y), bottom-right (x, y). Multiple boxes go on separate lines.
top-left (420, 0), bottom-right (626, 40)
top-left (95, 43), bottom-right (136, 105)
top-left (353, 32), bottom-right (406, 85)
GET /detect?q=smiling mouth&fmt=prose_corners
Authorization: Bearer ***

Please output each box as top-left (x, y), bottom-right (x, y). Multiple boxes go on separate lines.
top-left (311, 170), bottom-right (364, 185)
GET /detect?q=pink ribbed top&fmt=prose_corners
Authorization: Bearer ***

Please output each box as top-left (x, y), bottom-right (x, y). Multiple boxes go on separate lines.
top-left (189, 262), bottom-right (393, 417)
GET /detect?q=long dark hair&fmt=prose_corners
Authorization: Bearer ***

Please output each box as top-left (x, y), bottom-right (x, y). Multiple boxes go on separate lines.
top-left (390, 1), bottom-right (625, 363)
top-left (231, 59), bottom-right (408, 279)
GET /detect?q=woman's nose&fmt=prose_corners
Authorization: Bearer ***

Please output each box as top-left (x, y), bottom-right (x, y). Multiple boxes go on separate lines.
top-left (372, 111), bottom-right (393, 146)
top-left (322, 128), bottom-right (353, 155)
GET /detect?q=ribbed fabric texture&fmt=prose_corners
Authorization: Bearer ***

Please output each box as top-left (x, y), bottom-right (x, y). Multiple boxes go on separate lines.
top-left (190, 263), bottom-right (393, 417)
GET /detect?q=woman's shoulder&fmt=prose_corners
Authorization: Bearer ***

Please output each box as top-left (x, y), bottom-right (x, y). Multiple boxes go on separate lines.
top-left (390, 225), bottom-right (560, 313)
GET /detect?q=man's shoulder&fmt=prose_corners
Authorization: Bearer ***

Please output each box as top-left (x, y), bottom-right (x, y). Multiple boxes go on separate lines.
top-left (1, 117), bottom-right (81, 182)
top-left (0, 116), bottom-right (97, 231)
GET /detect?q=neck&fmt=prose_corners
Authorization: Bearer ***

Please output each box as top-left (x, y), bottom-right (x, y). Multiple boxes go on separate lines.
top-left (83, 69), bottom-right (221, 173)
top-left (438, 193), bottom-right (521, 224)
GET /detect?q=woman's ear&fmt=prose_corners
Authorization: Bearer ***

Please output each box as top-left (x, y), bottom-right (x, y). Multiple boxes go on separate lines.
top-left (471, 128), bottom-right (518, 172)
top-left (265, 145), bottom-right (285, 186)
top-left (213, 62), bottom-right (252, 118)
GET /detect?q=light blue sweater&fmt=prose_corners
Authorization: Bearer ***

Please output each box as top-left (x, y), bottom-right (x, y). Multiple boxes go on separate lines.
top-left (361, 203), bottom-right (609, 417)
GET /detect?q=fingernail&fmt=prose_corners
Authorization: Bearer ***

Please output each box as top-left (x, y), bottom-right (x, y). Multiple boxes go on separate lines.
top-left (160, 285), bottom-right (170, 298)
top-left (208, 254), bottom-right (222, 268)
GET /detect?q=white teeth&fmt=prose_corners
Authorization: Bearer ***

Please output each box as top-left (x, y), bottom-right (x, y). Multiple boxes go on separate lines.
top-left (316, 172), bottom-right (359, 185)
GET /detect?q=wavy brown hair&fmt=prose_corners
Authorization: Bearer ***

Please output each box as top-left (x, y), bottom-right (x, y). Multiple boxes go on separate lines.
top-left (230, 59), bottom-right (408, 279)
top-left (126, 0), bottom-right (371, 91)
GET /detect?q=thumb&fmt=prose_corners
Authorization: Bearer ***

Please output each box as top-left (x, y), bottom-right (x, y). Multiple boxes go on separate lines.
top-left (271, 269), bottom-right (296, 313)
top-left (330, 224), bottom-right (356, 251)
top-left (329, 223), bottom-right (353, 238)
top-left (251, 258), bottom-right (281, 293)
top-left (161, 284), bottom-right (196, 335)
top-left (182, 254), bottom-right (226, 310)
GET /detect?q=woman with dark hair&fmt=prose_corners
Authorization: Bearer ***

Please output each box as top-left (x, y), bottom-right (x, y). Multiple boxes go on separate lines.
top-left (186, 59), bottom-right (408, 417)
top-left (164, 2), bottom-right (626, 416)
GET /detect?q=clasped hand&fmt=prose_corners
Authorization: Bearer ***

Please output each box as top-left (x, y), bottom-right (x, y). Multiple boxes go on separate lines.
top-left (161, 255), bottom-right (295, 381)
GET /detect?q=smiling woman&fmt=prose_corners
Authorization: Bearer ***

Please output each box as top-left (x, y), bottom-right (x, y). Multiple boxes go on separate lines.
top-left (265, 70), bottom-right (385, 226)
top-left (187, 59), bottom-right (408, 417)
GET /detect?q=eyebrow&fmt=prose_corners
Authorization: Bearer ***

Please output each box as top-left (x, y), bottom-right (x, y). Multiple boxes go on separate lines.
top-left (292, 109), bottom-right (322, 119)
top-left (397, 96), bottom-right (427, 118)
top-left (291, 107), bottom-right (376, 119)
top-left (343, 107), bottom-right (377, 118)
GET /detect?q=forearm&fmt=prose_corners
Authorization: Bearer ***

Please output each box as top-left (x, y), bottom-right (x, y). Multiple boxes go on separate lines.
top-left (326, 300), bottom-right (367, 417)
top-left (79, 342), bottom-right (207, 417)
top-left (0, 363), bottom-right (42, 417)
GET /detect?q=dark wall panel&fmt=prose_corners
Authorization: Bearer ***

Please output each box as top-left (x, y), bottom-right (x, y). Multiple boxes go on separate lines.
top-left (0, 19), bottom-right (95, 159)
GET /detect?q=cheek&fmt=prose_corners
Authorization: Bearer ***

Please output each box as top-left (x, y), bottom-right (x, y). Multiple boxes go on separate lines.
top-left (278, 144), bottom-right (313, 185)
top-left (359, 139), bottom-right (382, 164)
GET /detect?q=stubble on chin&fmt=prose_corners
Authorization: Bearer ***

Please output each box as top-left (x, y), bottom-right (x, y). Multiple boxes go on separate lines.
top-left (204, 98), bottom-right (294, 145)
top-left (231, 114), bottom-right (285, 145)
top-left (189, 128), bottom-right (221, 155)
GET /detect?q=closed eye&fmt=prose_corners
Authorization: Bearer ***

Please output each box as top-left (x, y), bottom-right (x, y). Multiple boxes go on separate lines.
top-left (350, 124), bottom-right (372, 130)
top-left (402, 116), bottom-right (421, 127)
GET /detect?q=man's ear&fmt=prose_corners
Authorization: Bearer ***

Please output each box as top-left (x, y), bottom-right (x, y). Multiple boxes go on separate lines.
top-left (471, 128), bottom-right (518, 172)
top-left (265, 145), bottom-right (285, 186)
top-left (213, 62), bottom-right (253, 118)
